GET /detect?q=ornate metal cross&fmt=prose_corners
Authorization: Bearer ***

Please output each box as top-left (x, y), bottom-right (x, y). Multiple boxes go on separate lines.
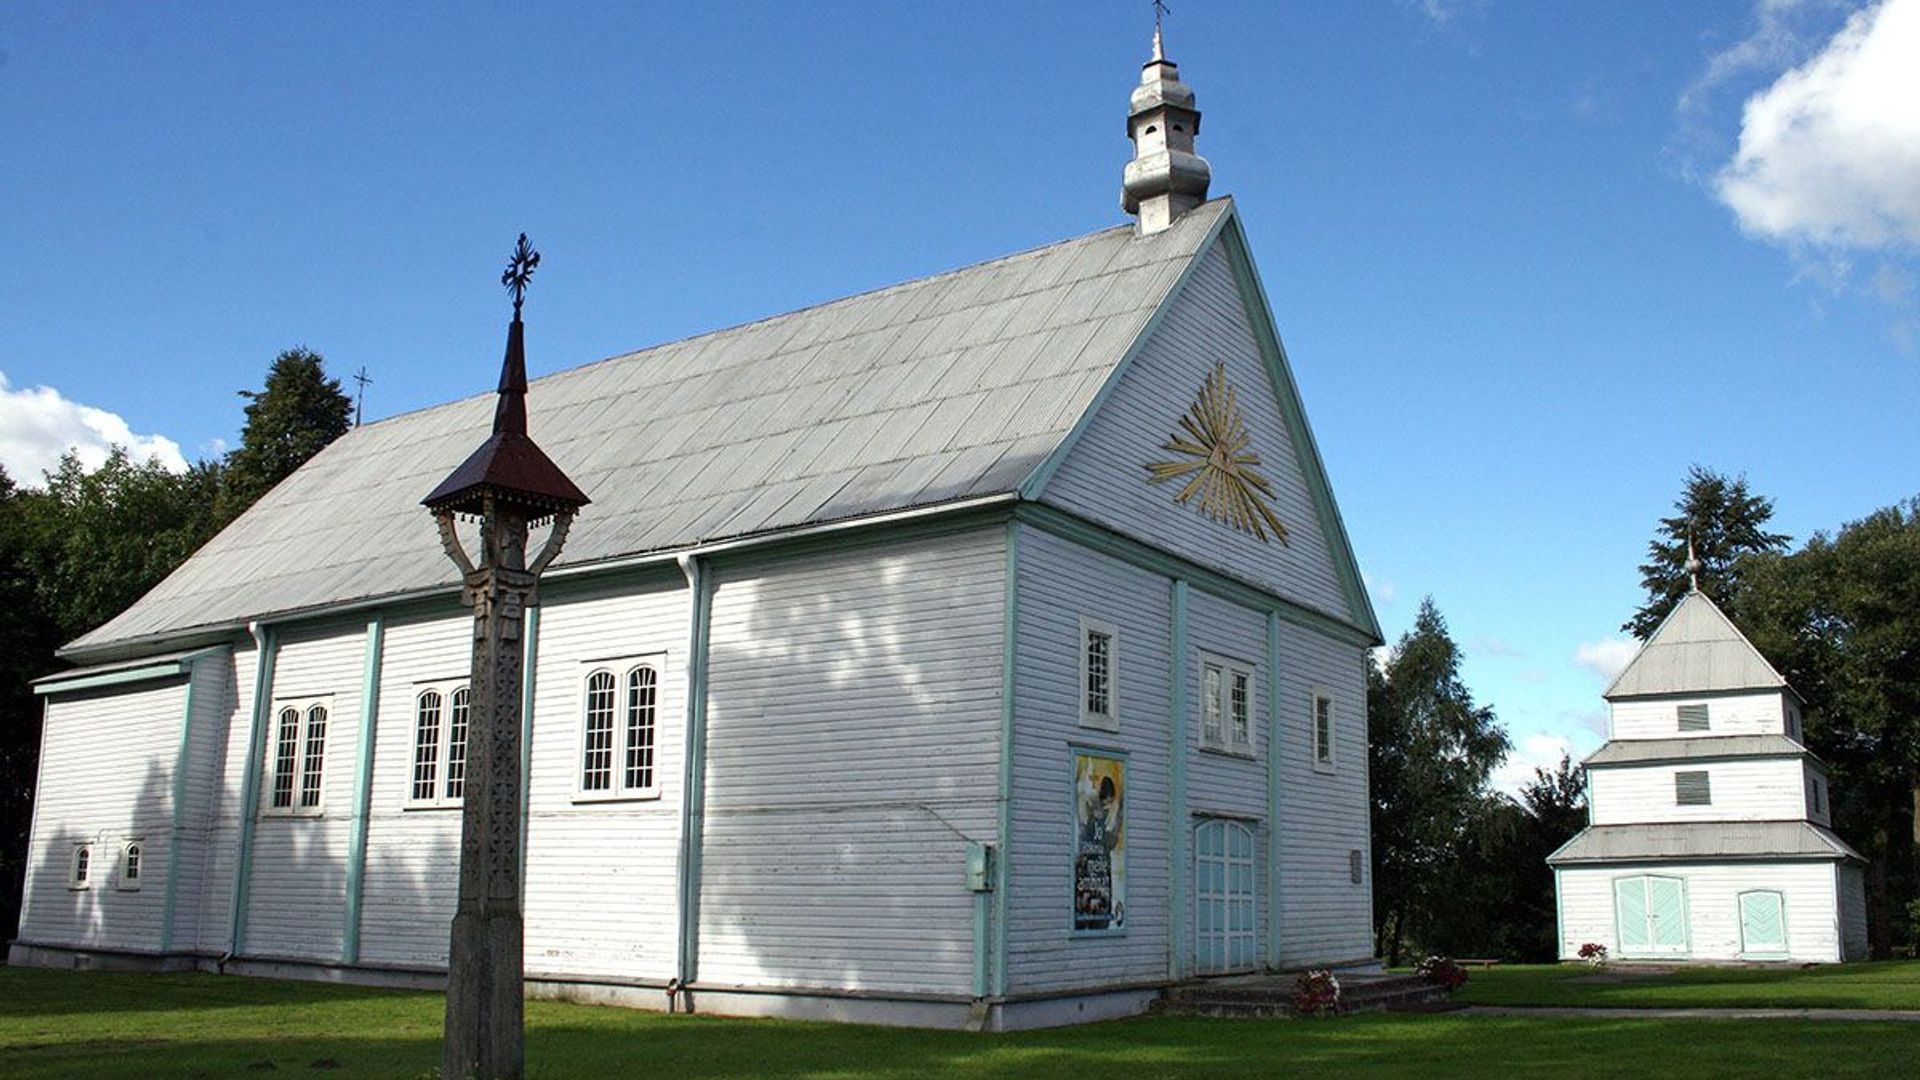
top-left (502, 233), bottom-right (541, 318)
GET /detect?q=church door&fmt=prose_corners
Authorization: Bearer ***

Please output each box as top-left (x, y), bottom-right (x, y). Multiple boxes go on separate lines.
top-left (1194, 818), bottom-right (1257, 975)
top-left (1739, 890), bottom-right (1788, 957)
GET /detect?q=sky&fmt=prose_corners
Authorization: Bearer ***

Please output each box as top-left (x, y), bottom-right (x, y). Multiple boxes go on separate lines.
top-left (3, 1), bottom-right (1916, 792)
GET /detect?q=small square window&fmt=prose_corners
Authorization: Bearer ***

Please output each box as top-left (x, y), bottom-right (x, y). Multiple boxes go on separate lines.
top-left (1675, 770), bottom-right (1712, 806)
top-left (1079, 618), bottom-right (1120, 732)
top-left (118, 840), bottom-right (144, 891)
top-left (1312, 693), bottom-right (1336, 772)
top-left (1199, 654), bottom-right (1254, 756)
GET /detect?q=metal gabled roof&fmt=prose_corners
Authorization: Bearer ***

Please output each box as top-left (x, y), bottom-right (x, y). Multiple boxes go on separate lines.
top-left (1582, 734), bottom-right (1819, 769)
top-left (1547, 821), bottom-right (1864, 866)
top-left (1604, 590), bottom-right (1791, 700)
top-left (67, 200), bottom-right (1235, 659)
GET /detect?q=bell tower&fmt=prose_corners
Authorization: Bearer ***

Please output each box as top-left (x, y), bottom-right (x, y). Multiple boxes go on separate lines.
top-left (1121, 22), bottom-right (1212, 235)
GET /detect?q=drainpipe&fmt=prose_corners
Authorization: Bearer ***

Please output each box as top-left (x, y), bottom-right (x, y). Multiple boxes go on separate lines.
top-left (672, 554), bottom-right (713, 1011)
top-left (228, 621), bottom-right (278, 958)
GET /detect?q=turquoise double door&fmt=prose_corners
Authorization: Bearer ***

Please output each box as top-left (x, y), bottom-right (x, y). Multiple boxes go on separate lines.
top-left (1614, 876), bottom-right (1688, 956)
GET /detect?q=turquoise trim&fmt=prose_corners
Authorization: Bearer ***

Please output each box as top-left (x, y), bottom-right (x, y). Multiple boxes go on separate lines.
top-left (1015, 502), bottom-right (1376, 648)
top-left (1018, 205), bottom-right (1238, 502)
top-left (159, 655), bottom-right (205, 953)
top-left (1168, 578), bottom-right (1190, 980)
top-left (1553, 868), bottom-right (1565, 959)
top-left (229, 626), bottom-right (279, 955)
top-left (992, 520), bottom-right (1018, 998)
top-left (518, 605), bottom-right (540, 891)
top-left (1217, 217), bottom-right (1382, 643)
top-left (1264, 611), bottom-right (1283, 969)
top-left (341, 615), bottom-right (384, 964)
top-left (34, 661), bottom-right (188, 695)
top-left (675, 558), bottom-right (713, 987)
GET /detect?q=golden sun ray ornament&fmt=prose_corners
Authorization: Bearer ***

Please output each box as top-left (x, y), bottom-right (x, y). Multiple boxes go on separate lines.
top-left (1145, 361), bottom-right (1290, 544)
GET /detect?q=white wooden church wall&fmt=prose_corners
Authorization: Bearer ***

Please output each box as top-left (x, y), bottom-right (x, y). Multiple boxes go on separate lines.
top-left (168, 654), bottom-right (237, 955)
top-left (1557, 861), bottom-right (1842, 962)
top-left (1589, 758), bottom-right (1810, 826)
top-left (1609, 691), bottom-right (1791, 740)
top-left (1184, 588), bottom-right (1271, 969)
top-left (698, 527), bottom-right (1004, 996)
top-left (187, 642), bottom-right (257, 954)
top-left (20, 678), bottom-right (187, 951)
top-left (1007, 525), bottom-right (1173, 995)
top-left (521, 570), bottom-right (687, 981)
top-left (1041, 239), bottom-right (1349, 624)
top-left (241, 617), bottom-right (366, 960)
top-left (1270, 618), bottom-right (1372, 966)
top-left (354, 603), bottom-right (469, 968)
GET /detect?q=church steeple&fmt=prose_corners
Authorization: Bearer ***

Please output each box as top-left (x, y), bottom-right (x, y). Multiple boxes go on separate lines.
top-left (1121, 17), bottom-right (1212, 235)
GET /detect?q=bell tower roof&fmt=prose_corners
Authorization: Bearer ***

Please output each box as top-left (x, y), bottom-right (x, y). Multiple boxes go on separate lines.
top-left (1121, 16), bottom-right (1212, 235)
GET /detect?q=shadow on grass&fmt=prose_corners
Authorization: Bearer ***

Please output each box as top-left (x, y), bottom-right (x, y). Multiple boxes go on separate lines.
top-left (1453, 961), bottom-right (1920, 1010)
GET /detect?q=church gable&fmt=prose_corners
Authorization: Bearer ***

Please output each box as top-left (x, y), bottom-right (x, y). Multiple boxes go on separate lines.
top-left (1029, 217), bottom-right (1373, 634)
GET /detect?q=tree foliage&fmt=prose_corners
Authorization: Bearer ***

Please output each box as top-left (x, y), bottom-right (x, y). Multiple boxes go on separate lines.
top-left (1625, 465), bottom-right (1789, 639)
top-left (218, 347), bottom-right (351, 520)
top-left (1369, 597), bottom-right (1513, 965)
top-left (1734, 498), bottom-right (1920, 955)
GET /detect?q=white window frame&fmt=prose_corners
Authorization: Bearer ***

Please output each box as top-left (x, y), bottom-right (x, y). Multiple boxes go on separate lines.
top-left (69, 843), bottom-right (92, 890)
top-left (1198, 652), bottom-right (1255, 757)
top-left (575, 655), bottom-right (666, 802)
top-left (1310, 688), bottom-right (1337, 773)
top-left (117, 839), bottom-right (144, 891)
top-left (264, 697), bottom-right (332, 817)
top-left (407, 680), bottom-right (471, 809)
top-left (1078, 616), bottom-right (1120, 732)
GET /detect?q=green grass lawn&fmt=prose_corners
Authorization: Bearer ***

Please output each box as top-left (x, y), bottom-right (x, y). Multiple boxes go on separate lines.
top-left (3, 968), bottom-right (1919, 1079)
top-left (1451, 960), bottom-right (1920, 1010)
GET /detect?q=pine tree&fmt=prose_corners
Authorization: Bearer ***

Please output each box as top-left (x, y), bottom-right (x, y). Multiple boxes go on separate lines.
top-left (1624, 465), bottom-right (1789, 639)
top-left (218, 347), bottom-right (351, 521)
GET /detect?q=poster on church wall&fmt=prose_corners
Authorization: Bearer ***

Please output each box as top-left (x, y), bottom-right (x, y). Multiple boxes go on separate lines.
top-left (1072, 750), bottom-right (1126, 932)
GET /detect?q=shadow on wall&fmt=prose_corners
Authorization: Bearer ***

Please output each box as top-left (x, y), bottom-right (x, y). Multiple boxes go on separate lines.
top-left (23, 760), bottom-right (176, 954)
top-left (694, 546), bottom-right (999, 998)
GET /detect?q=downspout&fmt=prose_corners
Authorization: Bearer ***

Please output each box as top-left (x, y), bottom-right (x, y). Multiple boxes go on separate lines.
top-left (159, 657), bottom-right (200, 954)
top-left (1168, 579), bottom-right (1190, 982)
top-left (672, 554), bottom-right (712, 1010)
top-left (1264, 610), bottom-right (1282, 970)
top-left (227, 621), bottom-right (278, 961)
top-left (342, 614), bottom-right (385, 964)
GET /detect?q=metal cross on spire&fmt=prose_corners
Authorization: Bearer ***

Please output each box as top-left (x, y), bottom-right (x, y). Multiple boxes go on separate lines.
top-left (502, 232), bottom-right (541, 319)
top-left (1685, 534), bottom-right (1703, 594)
top-left (1153, 0), bottom-right (1171, 59)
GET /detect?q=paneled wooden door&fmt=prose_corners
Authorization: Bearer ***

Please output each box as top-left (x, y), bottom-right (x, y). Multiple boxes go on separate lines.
top-left (1195, 818), bottom-right (1257, 975)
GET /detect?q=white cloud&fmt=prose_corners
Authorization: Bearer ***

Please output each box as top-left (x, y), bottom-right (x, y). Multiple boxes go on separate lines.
top-left (1363, 571), bottom-right (1398, 606)
top-left (0, 370), bottom-right (188, 483)
top-left (1715, 0), bottom-right (1920, 251)
top-left (1573, 637), bottom-right (1639, 682)
top-left (1471, 636), bottom-right (1525, 661)
top-left (1401, 0), bottom-right (1487, 25)
top-left (1493, 732), bottom-right (1578, 797)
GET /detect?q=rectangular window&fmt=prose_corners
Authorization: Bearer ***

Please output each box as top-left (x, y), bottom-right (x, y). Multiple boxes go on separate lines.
top-left (1677, 703), bottom-right (1710, 732)
top-left (408, 683), bottom-right (470, 808)
top-left (1078, 617), bottom-right (1119, 731)
top-left (1811, 776), bottom-right (1826, 817)
top-left (1675, 770), bottom-right (1712, 806)
top-left (1199, 655), bottom-right (1253, 755)
top-left (578, 657), bottom-right (666, 800)
top-left (265, 698), bottom-right (331, 816)
top-left (1313, 693), bottom-right (1336, 771)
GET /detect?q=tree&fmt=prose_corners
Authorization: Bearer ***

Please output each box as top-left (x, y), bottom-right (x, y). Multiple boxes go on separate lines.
top-left (218, 347), bottom-right (351, 520)
top-left (1369, 597), bottom-right (1512, 965)
top-left (0, 464), bottom-right (61, 938)
top-left (1625, 466), bottom-right (1789, 639)
top-left (1736, 499), bottom-right (1920, 956)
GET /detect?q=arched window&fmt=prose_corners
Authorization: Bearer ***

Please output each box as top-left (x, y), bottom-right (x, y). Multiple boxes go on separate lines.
top-left (271, 706), bottom-right (301, 809)
top-left (299, 704), bottom-right (328, 809)
top-left (578, 659), bottom-right (665, 800)
top-left (265, 698), bottom-right (333, 815)
top-left (69, 844), bottom-right (92, 889)
top-left (119, 841), bottom-right (143, 890)
top-left (446, 687), bottom-right (470, 800)
top-left (412, 691), bottom-right (444, 802)
top-left (581, 670), bottom-right (617, 792)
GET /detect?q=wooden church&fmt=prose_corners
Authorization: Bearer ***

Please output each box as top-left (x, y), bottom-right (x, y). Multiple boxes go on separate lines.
top-left (14, 32), bottom-right (1383, 1028)
top-left (1550, 577), bottom-right (1869, 964)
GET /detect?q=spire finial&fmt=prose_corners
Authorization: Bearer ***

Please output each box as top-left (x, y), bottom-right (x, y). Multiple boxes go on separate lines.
top-left (502, 232), bottom-right (540, 320)
top-left (1685, 534), bottom-right (1703, 594)
top-left (1153, 0), bottom-right (1169, 60)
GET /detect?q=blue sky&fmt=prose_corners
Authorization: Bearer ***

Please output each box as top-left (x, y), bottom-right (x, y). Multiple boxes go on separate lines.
top-left (3, 1), bottom-right (1916, 789)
